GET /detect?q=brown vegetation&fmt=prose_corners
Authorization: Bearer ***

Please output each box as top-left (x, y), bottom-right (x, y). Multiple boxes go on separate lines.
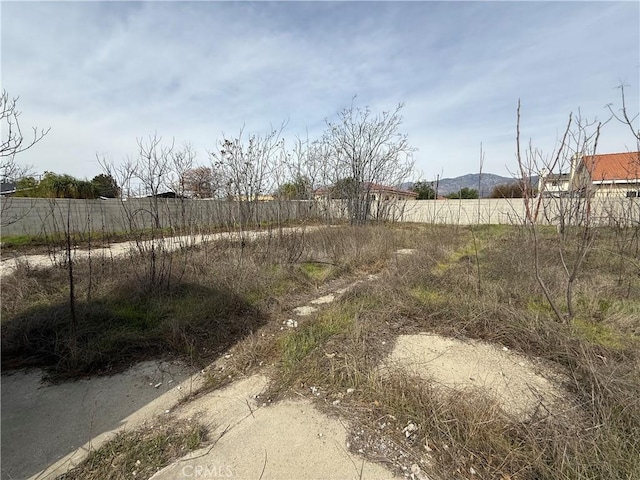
top-left (2, 223), bottom-right (639, 479)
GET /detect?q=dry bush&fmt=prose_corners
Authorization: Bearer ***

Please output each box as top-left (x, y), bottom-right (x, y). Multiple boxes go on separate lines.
top-left (1, 224), bottom-right (410, 378)
top-left (260, 224), bottom-right (640, 479)
top-left (3, 223), bottom-right (638, 478)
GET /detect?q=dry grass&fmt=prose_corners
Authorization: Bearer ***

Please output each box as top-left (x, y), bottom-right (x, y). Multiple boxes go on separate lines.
top-left (253, 223), bottom-right (640, 480)
top-left (0, 224), bottom-right (412, 379)
top-left (3, 222), bottom-right (639, 479)
top-left (57, 418), bottom-right (206, 480)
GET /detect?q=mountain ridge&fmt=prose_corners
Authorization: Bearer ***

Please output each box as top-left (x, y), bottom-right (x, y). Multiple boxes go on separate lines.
top-left (401, 173), bottom-right (536, 198)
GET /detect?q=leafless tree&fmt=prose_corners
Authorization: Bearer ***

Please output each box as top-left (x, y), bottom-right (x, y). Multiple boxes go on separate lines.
top-left (209, 125), bottom-right (286, 230)
top-left (181, 166), bottom-right (219, 198)
top-left (516, 100), bottom-right (604, 322)
top-left (607, 83), bottom-right (640, 145)
top-left (1, 90), bottom-right (49, 179)
top-left (1, 90), bottom-right (49, 226)
top-left (321, 101), bottom-right (416, 224)
top-left (98, 134), bottom-right (198, 292)
top-left (604, 84), bottom-right (640, 289)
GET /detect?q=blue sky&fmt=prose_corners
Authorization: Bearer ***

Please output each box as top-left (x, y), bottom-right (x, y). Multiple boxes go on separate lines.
top-left (2, 1), bottom-right (639, 183)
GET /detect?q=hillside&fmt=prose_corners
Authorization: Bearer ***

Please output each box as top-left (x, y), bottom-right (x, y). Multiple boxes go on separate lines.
top-left (403, 173), bottom-right (521, 198)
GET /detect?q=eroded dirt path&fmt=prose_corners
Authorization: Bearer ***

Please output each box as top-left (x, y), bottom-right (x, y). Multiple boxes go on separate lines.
top-left (0, 226), bottom-right (321, 278)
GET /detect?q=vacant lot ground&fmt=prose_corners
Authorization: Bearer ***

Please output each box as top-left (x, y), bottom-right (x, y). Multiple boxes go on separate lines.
top-left (2, 223), bottom-right (639, 479)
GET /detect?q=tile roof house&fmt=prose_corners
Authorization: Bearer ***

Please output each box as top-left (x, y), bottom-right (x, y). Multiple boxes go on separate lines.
top-left (539, 151), bottom-right (640, 198)
top-left (574, 151), bottom-right (640, 197)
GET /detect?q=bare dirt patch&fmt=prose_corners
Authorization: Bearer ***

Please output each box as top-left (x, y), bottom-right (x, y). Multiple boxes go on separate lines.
top-left (384, 333), bottom-right (566, 419)
top-left (151, 375), bottom-right (397, 480)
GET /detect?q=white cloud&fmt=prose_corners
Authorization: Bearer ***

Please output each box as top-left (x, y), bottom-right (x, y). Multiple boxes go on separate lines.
top-left (2, 1), bottom-right (638, 181)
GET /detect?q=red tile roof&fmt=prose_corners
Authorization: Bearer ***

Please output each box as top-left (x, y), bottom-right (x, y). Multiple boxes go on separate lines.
top-left (583, 151), bottom-right (640, 181)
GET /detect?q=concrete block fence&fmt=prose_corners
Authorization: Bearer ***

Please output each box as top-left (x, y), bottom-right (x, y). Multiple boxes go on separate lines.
top-left (1, 196), bottom-right (638, 237)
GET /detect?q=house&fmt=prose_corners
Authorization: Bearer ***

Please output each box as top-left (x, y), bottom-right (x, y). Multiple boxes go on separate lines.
top-left (0, 181), bottom-right (17, 196)
top-left (537, 172), bottom-right (571, 197)
top-left (314, 182), bottom-right (417, 202)
top-left (575, 151), bottom-right (640, 198)
top-left (539, 151), bottom-right (640, 198)
top-left (366, 183), bottom-right (418, 201)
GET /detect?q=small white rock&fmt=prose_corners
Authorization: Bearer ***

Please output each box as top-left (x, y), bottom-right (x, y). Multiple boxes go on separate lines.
top-left (154, 383), bottom-right (162, 388)
top-left (293, 305), bottom-right (318, 316)
top-left (346, 388), bottom-right (355, 394)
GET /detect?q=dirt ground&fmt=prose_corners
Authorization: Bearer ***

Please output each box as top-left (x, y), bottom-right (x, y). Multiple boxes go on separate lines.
top-left (384, 333), bottom-right (565, 419)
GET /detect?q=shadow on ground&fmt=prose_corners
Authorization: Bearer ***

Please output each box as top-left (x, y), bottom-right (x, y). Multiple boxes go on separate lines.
top-left (1, 281), bottom-right (268, 380)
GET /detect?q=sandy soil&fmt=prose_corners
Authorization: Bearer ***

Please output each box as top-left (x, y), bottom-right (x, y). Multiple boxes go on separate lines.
top-left (384, 333), bottom-right (565, 419)
top-left (150, 376), bottom-right (396, 480)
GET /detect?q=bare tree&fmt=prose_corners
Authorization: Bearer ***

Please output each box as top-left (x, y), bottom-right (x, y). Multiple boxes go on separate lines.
top-left (1, 90), bottom-right (49, 226)
top-left (604, 84), bottom-right (640, 289)
top-left (181, 166), bottom-right (219, 198)
top-left (1, 90), bottom-right (49, 178)
top-left (209, 125), bottom-right (285, 230)
top-left (607, 83), bottom-right (640, 145)
top-left (516, 100), bottom-right (604, 322)
top-left (98, 134), bottom-right (197, 292)
top-left (321, 101), bottom-right (416, 224)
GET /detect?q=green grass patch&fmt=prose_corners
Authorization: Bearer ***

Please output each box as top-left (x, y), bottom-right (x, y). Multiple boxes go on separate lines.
top-left (299, 261), bottom-right (333, 282)
top-left (571, 318), bottom-right (626, 349)
top-left (409, 285), bottom-right (445, 306)
top-left (431, 231), bottom-right (480, 275)
top-left (244, 265), bottom-right (297, 306)
top-left (279, 302), bottom-right (357, 372)
top-left (526, 298), bottom-right (557, 317)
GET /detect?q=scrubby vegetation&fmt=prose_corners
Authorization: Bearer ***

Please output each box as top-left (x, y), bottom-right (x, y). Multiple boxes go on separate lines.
top-left (2, 222), bottom-right (639, 479)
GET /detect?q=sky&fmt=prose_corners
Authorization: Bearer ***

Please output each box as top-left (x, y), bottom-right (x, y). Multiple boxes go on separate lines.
top-left (2, 1), bottom-right (639, 184)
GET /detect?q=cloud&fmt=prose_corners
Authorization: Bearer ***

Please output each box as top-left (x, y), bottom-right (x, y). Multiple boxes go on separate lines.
top-left (2, 1), bottom-right (638, 181)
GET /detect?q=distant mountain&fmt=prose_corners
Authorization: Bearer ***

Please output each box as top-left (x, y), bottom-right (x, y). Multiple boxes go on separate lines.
top-left (402, 173), bottom-right (537, 198)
